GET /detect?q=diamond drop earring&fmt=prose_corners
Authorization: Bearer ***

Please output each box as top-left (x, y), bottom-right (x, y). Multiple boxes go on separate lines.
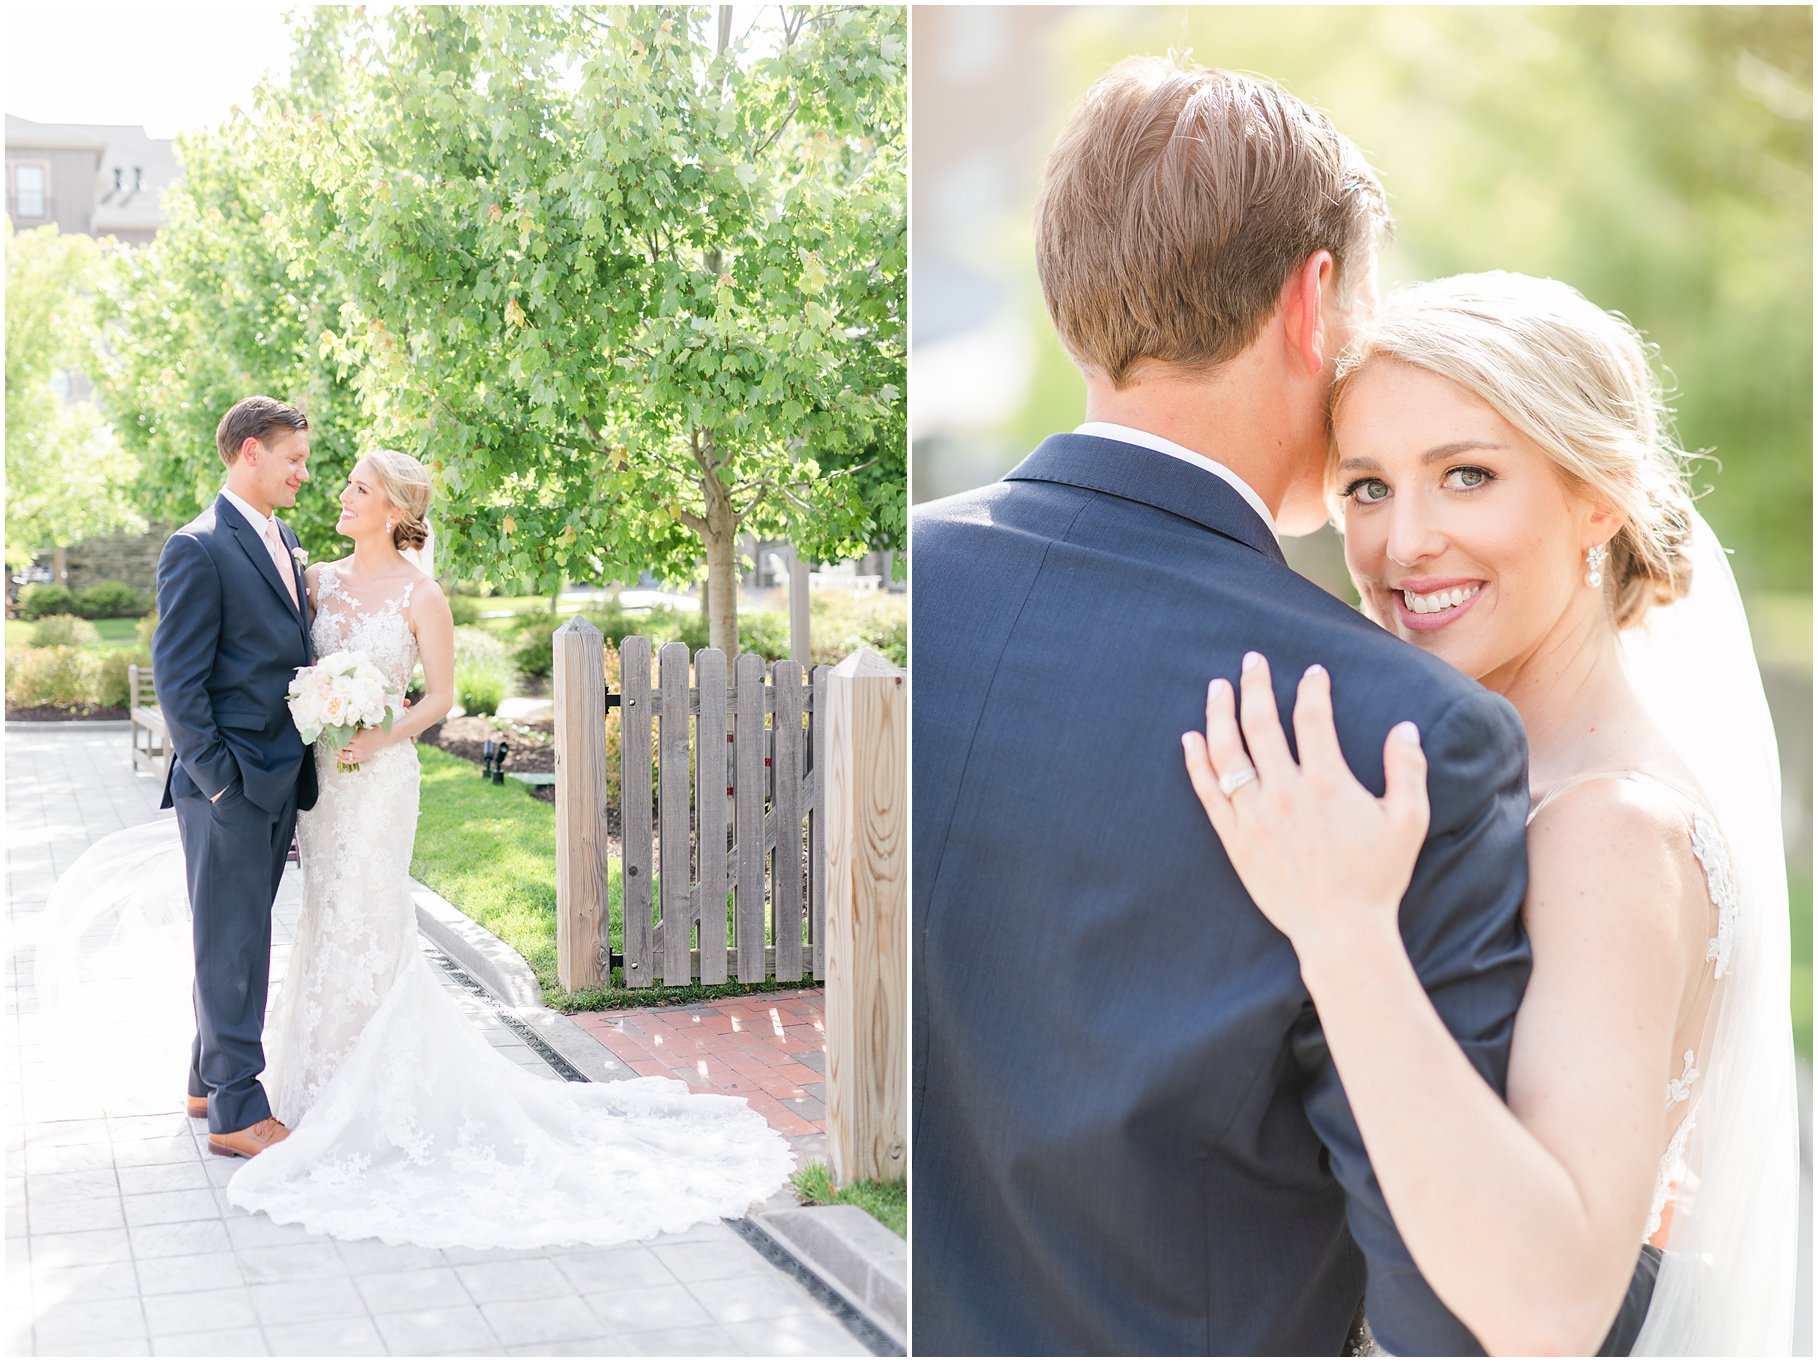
top-left (385, 518), bottom-right (395, 534)
top-left (1585, 543), bottom-right (1609, 589)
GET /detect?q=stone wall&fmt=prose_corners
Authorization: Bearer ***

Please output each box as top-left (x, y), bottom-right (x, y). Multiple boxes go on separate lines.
top-left (61, 525), bottom-right (169, 593)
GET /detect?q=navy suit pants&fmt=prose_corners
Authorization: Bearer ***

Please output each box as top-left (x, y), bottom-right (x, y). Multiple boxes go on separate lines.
top-left (172, 778), bottom-right (298, 1134)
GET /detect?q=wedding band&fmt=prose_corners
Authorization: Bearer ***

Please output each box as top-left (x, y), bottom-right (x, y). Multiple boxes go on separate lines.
top-left (1218, 766), bottom-right (1258, 797)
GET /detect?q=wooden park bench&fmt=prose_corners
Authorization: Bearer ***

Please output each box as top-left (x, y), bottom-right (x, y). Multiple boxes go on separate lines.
top-left (125, 670), bottom-right (297, 862)
top-left (128, 664), bottom-right (172, 780)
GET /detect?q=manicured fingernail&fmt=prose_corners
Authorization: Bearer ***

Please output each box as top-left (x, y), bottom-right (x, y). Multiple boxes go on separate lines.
top-left (1305, 663), bottom-right (1326, 680)
top-left (1391, 721), bottom-right (1420, 744)
top-left (1181, 733), bottom-right (1194, 750)
top-left (1242, 651), bottom-right (1262, 673)
top-left (1208, 678), bottom-right (1229, 701)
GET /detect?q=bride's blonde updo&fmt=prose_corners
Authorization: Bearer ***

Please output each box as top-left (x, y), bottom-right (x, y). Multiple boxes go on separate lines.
top-left (362, 449), bottom-right (434, 552)
top-left (1330, 271), bottom-right (1697, 629)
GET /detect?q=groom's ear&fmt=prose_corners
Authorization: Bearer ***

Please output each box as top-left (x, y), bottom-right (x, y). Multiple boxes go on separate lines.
top-left (1282, 250), bottom-right (1335, 378)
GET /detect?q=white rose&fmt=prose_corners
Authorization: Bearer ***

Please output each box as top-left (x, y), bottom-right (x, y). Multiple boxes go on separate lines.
top-left (324, 694), bottom-right (348, 725)
top-left (354, 682), bottom-right (384, 722)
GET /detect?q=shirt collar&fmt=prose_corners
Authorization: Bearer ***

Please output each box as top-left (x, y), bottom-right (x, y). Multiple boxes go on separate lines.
top-left (1073, 421), bottom-right (1278, 543)
top-left (220, 486), bottom-right (277, 537)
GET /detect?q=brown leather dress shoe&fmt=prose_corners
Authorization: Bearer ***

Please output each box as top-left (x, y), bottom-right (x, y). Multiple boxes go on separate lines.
top-left (186, 1095), bottom-right (208, 1119)
top-left (208, 1117), bottom-right (290, 1159)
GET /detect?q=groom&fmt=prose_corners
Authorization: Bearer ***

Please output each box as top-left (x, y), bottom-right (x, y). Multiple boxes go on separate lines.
top-left (153, 395), bottom-right (318, 1158)
top-left (913, 61), bottom-right (1653, 1354)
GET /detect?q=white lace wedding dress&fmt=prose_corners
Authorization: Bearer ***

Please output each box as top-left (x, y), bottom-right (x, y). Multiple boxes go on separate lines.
top-left (225, 565), bottom-right (793, 1247)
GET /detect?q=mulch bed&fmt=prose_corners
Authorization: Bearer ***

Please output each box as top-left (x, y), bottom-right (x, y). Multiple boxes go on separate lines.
top-left (6, 704), bottom-right (129, 721)
top-left (421, 713), bottom-right (560, 793)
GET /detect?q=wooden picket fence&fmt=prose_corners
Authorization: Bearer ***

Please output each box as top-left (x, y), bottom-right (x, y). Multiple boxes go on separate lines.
top-left (552, 625), bottom-right (828, 990)
top-left (554, 620), bottom-right (908, 1181)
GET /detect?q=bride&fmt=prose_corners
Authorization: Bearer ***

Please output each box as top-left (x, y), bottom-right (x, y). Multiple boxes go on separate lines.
top-left (1182, 273), bottom-right (1797, 1355)
top-left (42, 449), bottom-right (792, 1250)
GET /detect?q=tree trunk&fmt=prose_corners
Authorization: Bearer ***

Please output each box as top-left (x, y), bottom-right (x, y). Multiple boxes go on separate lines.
top-left (695, 433), bottom-right (740, 655)
top-left (703, 517), bottom-right (738, 655)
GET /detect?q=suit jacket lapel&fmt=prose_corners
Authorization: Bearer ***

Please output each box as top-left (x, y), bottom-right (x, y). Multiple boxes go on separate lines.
top-left (1003, 434), bottom-right (1288, 567)
top-left (217, 494), bottom-right (307, 624)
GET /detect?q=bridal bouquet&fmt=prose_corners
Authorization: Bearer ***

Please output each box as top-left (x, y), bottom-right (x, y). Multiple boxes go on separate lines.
top-left (288, 651), bottom-right (401, 773)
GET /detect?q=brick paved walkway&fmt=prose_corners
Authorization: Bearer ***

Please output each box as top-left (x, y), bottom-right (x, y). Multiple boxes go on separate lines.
top-left (573, 991), bottom-right (829, 1139)
top-left (5, 722), bottom-right (869, 1357)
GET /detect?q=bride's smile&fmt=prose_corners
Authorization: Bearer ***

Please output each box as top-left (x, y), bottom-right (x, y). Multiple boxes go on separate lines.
top-left (1387, 576), bottom-right (1486, 631)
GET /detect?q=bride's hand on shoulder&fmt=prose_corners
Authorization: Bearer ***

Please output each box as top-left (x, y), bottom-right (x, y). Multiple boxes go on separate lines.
top-left (1182, 653), bottom-right (1431, 956)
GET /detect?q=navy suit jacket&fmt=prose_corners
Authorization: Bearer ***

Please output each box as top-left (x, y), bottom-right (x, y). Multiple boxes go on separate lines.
top-left (912, 434), bottom-right (1536, 1355)
top-left (153, 494), bottom-right (318, 816)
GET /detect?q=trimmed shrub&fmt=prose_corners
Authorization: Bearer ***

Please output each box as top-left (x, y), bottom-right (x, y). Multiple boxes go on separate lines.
top-left (513, 628), bottom-right (555, 682)
top-left (32, 615), bottom-right (102, 648)
top-left (74, 580), bottom-right (152, 619)
top-left (453, 626), bottom-right (512, 716)
top-left (7, 646), bottom-right (106, 708)
top-left (16, 583), bottom-right (77, 620)
top-left (737, 610), bottom-right (790, 662)
top-left (810, 593), bottom-right (907, 668)
top-left (98, 647), bottom-right (152, 709)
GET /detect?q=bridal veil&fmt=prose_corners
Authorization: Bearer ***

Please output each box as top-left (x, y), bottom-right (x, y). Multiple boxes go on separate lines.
top-left (1621, 508), bottom-right (1800, 1355)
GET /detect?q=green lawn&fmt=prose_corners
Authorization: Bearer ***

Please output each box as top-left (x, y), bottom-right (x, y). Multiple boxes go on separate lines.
top-left (412, 744), bottom-right (812, 1013)
top-left (790, 1161), bottom-right (906, 1238)
top-left (5, 617), bottom-right (142, 648)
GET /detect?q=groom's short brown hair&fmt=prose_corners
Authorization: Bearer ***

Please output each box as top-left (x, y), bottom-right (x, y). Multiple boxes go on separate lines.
top-left (1036, 59), bottom-right (1391, 388)
top-left (217, 395), bottom-right (309, 467)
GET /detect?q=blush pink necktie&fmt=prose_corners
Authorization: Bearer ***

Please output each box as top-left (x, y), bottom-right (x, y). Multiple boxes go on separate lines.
top-left (264, 520), bottom-right (299, 610)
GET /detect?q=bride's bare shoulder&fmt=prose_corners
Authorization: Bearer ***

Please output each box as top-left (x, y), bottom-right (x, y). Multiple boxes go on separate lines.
top-left (1525, 774), bottom-right (1710, 965)
top-left (402, 570), bottom-right (446, 606)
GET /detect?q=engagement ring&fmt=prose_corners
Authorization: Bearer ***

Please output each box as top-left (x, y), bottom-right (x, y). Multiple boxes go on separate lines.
top-left (1218, 766), bottom-right (1258, 797)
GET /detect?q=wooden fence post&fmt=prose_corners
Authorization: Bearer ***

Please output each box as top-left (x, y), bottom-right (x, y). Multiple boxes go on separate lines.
top-left (823, 647), bottom-right (907, 1186)
top-left (553, 617), bottom-right (608, 991)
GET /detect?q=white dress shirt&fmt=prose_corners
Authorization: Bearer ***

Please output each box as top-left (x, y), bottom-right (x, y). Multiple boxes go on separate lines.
top-left (220, 485), bottom-right (280, 543)
top-left (1073, 421), bottom-right (1278, 543)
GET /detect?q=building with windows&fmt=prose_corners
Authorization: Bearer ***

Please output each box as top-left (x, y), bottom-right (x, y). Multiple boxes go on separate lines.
top-left (5, 114), bottom-right (175, 245)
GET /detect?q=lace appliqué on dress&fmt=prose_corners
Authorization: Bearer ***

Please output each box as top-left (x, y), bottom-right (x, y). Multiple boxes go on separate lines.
top-left (1645, 811), bottom-right (1736, 1245)
top-left (1690, 810), bottom-right (1740, 979)
top-left (1665, 1049), bottom-right (1700, 1108)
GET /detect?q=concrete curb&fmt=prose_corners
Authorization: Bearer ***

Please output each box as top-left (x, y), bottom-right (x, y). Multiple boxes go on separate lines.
top-left (750, 1205), bottom-right (907, 1351)
top-left (410, 881), bottom-right (633, 1083)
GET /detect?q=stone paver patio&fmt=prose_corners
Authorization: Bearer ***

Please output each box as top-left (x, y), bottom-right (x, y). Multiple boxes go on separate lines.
top-left (5, 721), bottom-right (873, 1357)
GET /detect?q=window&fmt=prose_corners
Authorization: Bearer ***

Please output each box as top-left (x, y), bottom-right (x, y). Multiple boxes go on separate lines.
top-left (10, 163), bottom-right (48, 218)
